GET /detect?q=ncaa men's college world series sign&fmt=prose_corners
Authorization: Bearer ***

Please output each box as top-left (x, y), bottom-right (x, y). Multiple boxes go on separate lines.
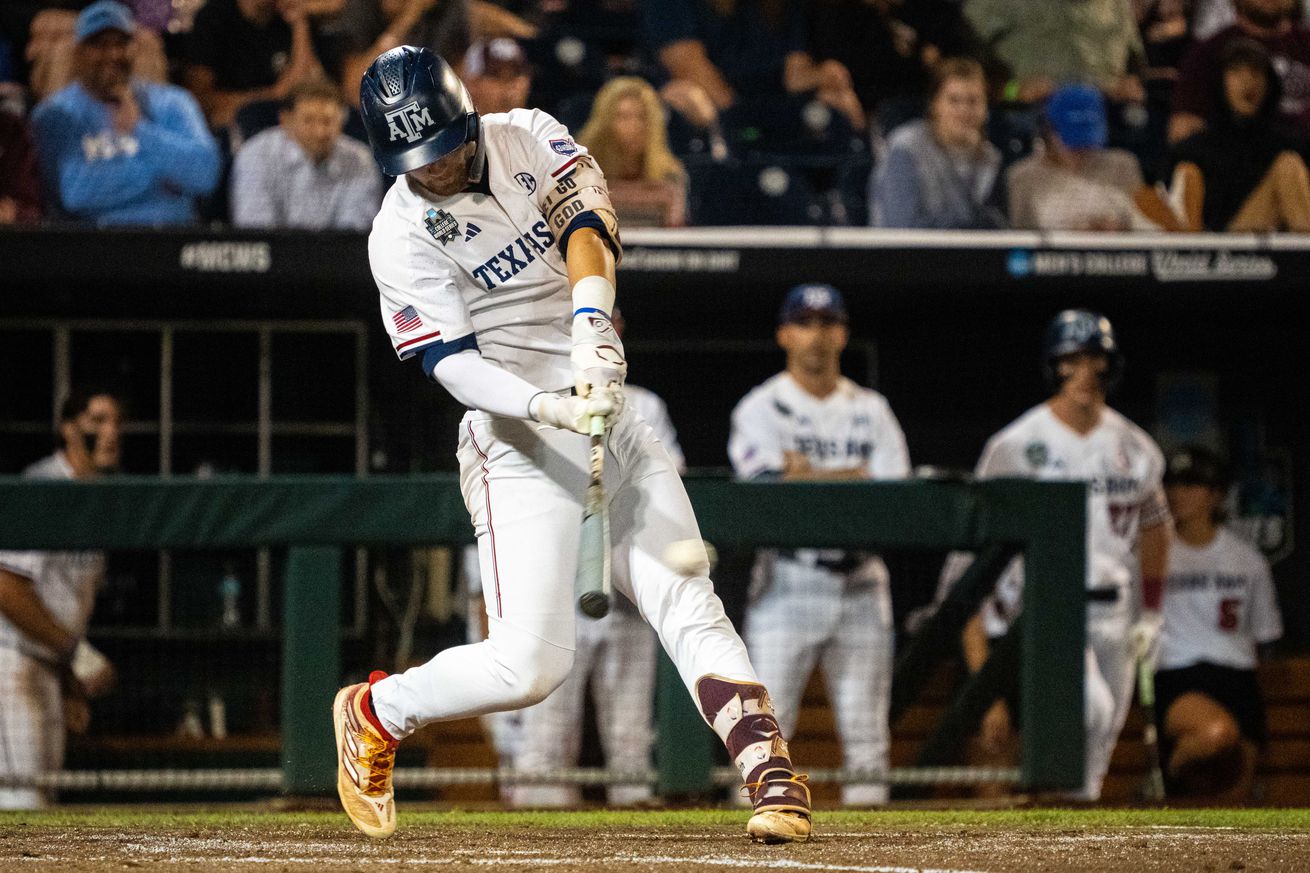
top-left (1006, 248), bottom-right (1277, 282)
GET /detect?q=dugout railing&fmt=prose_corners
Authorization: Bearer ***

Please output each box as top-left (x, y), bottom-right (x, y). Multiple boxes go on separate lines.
top-left (0, 475), bottom-right (1085, 796)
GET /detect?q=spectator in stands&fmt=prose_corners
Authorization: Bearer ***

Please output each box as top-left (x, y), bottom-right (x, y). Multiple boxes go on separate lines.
top-left (0, 111), bottom-right (41, 223)
top-left (964, 0), bottom-right (1147, 107)
top-left (185, 0), bottom-right (327, 130)
top-left (1169, 37), bottom-right (1310, 231)
top-left (809, 0), bottom-right (981, 134)
top-left (1193, 0), bottom-right (1310, 40)
top-left (1157, 445), bottom-right (1283, 801)
top-left (331, 0), bottom-right (471, 109)
top-left (577, 76), bottom-right (687, 227)
top-left (1006, 84), bottom-right (1154, 231)
top-left (1170, 0), bottom-right (1310, 143)
top-left (459, 37), bottom-right (531, 115)
top-left (230, 78), bottom-right (381, 229)
top-left (643, 0), bottom-right (867, 141)
top-left (871, 58), bottom-right (1004, 229)
top-left (24, 6), bottom-right (167, 104)
top-left (0, 386), bottom-right (121, 809)
top-left (30, 1), bottom-right (221, 226)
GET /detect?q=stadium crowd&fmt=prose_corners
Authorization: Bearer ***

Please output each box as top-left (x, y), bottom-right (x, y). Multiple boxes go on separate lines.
top-left (3, 0), bottom-right (1310, 230)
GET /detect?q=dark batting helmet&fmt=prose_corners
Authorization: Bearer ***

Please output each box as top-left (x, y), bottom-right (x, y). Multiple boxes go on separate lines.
top-left (360, 46), bottom-right (480, 177)
top-left (1041, 309), bottom-right (1125, 392)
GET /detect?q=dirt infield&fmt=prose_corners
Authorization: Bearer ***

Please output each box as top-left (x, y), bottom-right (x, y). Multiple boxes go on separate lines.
top-left (2, 810), bottom-right (1308, 872)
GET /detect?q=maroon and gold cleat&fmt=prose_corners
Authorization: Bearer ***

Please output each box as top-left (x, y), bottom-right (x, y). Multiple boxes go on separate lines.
top-left (696, 674), bottom-right (812, 844)
top-left (333, 670), bottom-right (399, 838)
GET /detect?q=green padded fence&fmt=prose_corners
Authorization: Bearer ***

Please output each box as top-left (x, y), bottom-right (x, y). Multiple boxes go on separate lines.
top-left (0, 474), bottom-right (1085, 794)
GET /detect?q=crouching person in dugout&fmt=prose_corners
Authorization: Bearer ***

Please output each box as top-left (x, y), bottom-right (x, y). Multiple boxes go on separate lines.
top-left (1156, 445), bottom-right (1283, 802)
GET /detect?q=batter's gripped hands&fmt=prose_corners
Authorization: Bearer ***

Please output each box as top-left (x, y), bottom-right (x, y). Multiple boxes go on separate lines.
top-left (532, 386), bottom-right (624, 435)
top-left (570, 311), bottom-right (628, 397)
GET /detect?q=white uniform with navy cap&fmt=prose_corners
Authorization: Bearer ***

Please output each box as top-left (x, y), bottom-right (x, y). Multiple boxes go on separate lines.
top-left (728, 285), bottom-right (910, 806)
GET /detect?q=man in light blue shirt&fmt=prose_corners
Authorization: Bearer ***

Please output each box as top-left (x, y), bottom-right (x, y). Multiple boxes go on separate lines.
top-left (30, 1), bottom-right (220, 226)
top-left (230, 79), bottom-right (382, 230)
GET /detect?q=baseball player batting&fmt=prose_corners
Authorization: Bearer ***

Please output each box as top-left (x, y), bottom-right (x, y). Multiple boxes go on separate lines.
top-left (949, 309), bottom-right (1170, 800)
top-left (728, 284), bottom-right (910, 806)
top-left (333, 46), bottom-right (810, 843)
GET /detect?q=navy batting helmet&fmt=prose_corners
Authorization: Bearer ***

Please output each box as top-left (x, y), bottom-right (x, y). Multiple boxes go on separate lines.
top-left (360, 46), bottom-right (479, 177)
top-left (1041, 309), bottom-right (1124, 392)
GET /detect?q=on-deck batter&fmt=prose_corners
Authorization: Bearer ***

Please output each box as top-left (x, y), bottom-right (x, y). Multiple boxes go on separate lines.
top-left (950, 309), bottom-right (1171, 800)
top-left (331, 46), bottom-right (811, 843)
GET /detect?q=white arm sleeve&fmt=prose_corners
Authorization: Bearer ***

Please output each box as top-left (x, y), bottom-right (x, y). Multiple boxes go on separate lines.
top-left (433, 350), bottom-right (546, 421)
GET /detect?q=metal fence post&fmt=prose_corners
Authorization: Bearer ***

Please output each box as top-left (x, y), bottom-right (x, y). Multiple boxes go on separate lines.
top-left (282, 545), bottom-right (342, 795)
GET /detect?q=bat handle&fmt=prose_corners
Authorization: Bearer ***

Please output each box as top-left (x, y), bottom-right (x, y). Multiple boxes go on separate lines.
top-left (589, 414), bottom-right (606, 439)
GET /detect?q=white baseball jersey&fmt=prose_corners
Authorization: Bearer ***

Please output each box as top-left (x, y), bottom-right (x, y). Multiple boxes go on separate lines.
top-left (970, 403), bottom-right (1168, 636)
top-left (729, 372), bottom-right (909, 570)
top-left (0, 452), bottom-right (104, 662)
top-left (370, 108), bottom-right (593, 390)
top-left (729, 373), bottom-right (909, 481)
top-left (1159, 528), bottom-right (1283, 671)
top-left (625, 383), bottom-right (685, 474)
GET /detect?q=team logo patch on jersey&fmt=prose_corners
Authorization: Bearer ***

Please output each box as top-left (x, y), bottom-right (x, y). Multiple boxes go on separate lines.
top-left (392, 305), bottom-right (423, 333)
top-left (1025, 440), bottom-right (1049, 469)
top-left (424, 208), bottom-right (460, 245)
top-left (385, 101), bottom-right (435, 143)
top-left (464, 222), bottom-right (482, 242)
top-left (515, 172), bottom-right (537, 193)
top-left (549, 138), bottom-right (577, 156)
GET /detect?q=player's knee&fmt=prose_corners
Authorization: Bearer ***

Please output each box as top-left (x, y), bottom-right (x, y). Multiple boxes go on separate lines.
top-left (1201, 718), bottom-right (1241, 757)
top-left (494, 642), bottom-right (574, 708)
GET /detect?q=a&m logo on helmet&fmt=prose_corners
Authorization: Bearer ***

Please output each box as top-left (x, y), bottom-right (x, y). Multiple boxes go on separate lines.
top-left (385, 100), bottom-right (436, 143)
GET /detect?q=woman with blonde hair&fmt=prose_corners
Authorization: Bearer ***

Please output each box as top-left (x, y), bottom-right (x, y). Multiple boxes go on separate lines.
top-left (577, 76), bottom-right (688, 227)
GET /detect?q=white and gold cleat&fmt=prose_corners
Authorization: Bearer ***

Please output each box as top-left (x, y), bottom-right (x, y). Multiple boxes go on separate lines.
top-left (745, 770), bottom-right (812, 844)
top-left (333, 670), bottom-right (398, 838)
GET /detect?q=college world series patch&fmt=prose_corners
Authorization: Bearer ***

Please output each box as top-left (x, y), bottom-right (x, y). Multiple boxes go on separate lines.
top-left (425, 208), bottom-right (460, 245)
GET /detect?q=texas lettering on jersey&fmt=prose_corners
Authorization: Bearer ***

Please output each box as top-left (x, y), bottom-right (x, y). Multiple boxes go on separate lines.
top-left (470, 220), bottom-right (556, 290)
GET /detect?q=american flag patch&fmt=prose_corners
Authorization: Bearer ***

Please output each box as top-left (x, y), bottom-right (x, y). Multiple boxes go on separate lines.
top-left (392, 306), bottom-right (422, 333)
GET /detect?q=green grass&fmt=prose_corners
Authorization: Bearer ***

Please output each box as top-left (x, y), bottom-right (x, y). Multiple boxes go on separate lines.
top-left (2, 807), bottom-right (1308, 831)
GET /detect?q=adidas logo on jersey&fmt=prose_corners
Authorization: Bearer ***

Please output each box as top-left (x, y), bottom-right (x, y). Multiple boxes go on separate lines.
top-left (465, 223), bottom-right (482, 242)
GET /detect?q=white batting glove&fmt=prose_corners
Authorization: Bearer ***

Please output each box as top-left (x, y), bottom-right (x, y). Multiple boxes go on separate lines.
top-left (531, 387), bottom-right (624, 435)
top-left (70, 639), bottom-right (115, 698)
top-left (1129, 610), bottom-right (1164, 666)
top-left (570, 310), bottom-right (627, 397)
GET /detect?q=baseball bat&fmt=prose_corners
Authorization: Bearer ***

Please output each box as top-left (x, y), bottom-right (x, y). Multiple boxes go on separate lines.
top-left (1137, 654), bottom-right (1166, 802)
top-left (575, 414), bottom-right (611, 619)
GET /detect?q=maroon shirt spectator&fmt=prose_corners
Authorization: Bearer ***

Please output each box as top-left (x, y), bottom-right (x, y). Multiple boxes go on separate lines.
top-left (1170, 0), bottom-right (1310, 142)
top-left (0, 111), bottom-right (41, 223)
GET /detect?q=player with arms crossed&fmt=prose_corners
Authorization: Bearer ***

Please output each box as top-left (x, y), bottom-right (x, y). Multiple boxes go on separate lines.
top-left (728, 284), bottom-right (909, 806)
top-left (333, 46), bottom-right (810, 843)
top-left (955, 310), bottom-right (1170, 800)
top-left (1156, 445), bottom-right (1282, 801)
